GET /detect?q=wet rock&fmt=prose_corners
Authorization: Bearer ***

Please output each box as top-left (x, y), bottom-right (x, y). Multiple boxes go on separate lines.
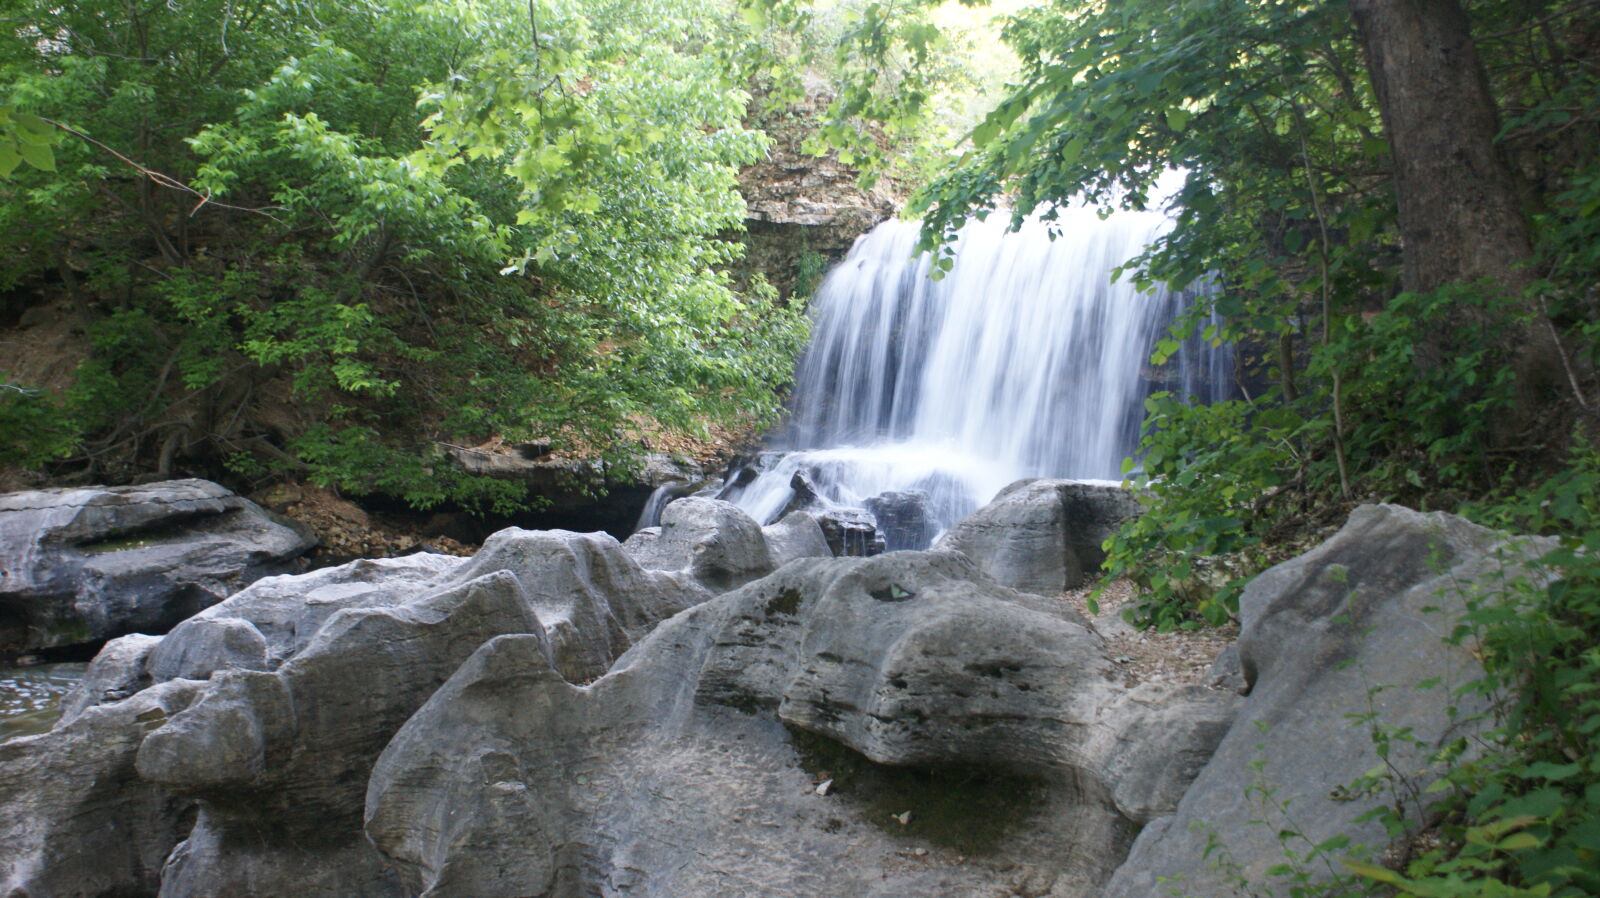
top-left (939, 478), bottom-right (1140, 594)
top-left (784, 469), bottom-right (824, 514)
top-left (364, 551), bottom-right (1236, 898)
top-left (1103, 505), bottom-right (1557, 897)
top-left (864, 489), bottom-right (937, 551)
top-left (815, 507), bottom-right (886, 557)
top-left (0, 479), bottom-right (315, 654)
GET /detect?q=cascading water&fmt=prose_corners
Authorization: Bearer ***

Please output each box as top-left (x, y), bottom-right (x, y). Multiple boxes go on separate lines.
top-left (721, 206), bottom-right (1231, 544)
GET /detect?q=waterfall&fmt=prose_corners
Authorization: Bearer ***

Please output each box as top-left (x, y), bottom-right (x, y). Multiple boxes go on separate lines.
top-left (723, 207), bottom-right (1231, 542)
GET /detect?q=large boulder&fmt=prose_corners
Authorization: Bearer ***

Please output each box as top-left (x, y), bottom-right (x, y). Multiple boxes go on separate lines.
top-left (1103, 504), bottom-right (1557, 896)
top-left (0, 479), bottom-right (315, 654)
top-left (136, 529), bottom-right (707, 898)
top-left (365, 551), bottom-right (1239, 898)
top-left (622, 497), bottom-right (777, 591)
top-left (938, 478), bottom-right (1140, 594)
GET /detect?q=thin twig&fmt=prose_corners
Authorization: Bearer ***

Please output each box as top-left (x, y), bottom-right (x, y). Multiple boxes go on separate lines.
top-left (1537, 293), bottom-right (1595, 414)
top-left (1293, 100), bottom-right (1350, 500)
top-left (40, 117), bottom-right (284, 221)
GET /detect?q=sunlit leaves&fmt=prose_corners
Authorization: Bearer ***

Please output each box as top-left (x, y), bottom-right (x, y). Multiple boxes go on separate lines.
top-left (0, 106), bottom-right (58, 177)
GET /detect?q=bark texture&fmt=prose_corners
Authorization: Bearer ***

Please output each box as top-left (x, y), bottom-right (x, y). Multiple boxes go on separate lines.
top-left (1351, 0), bottom-right (1532, 294)
top-left (1352, 0), bottom-right (1564, 429)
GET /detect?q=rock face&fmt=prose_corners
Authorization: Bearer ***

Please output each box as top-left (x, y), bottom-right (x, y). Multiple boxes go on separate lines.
top-left (939, 478), bottom-right (1141, 594)
top-left (1, 496), bottom-right (1548, 898)
top-left (864, 489), bottom-right (937, 551)
top-left (0, 678), bottom-right (205, 897)
top-left (0, 521), bottom-right (722, 898)
top-left (734, 86), bottom-right (899, 304)
top-left (1102, 504), bottom-right (1555, 896)
top-left (622, 498), bottom-right (780, 592)
top-left (365, 551), bottom-right (1237, 897)
top-left (0, 479), bottom-right (315, 655)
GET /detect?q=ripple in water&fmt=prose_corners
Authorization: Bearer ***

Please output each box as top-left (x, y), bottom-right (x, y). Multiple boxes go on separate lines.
top-left (0, 663), bottom-right (86, 742)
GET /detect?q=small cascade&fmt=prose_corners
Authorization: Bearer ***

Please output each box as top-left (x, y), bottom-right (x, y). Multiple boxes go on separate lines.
top-left (722, 207), bottom-right (1231, 544)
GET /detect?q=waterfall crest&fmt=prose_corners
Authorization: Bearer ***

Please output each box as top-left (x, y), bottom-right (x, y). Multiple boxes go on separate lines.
top-left (725, 208), bottom-right (1230, 539)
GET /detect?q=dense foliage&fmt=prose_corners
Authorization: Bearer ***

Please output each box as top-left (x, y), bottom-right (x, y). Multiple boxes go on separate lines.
top-left (0, 0), bottom-right (806, 509)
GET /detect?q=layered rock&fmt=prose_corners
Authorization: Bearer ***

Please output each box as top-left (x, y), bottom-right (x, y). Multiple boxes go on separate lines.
top-left (0, 522), bottom-right (721, 898)
top-left (1102, 504), bottom-right (1556, 896)
top-left (0, 479), bottom-right (315, 654)
top-left (938, 478), bottom-right (1140, 594)
top-left (1, 493), bottom-right (1548, 898)
top-left (365, 551), bottom-right (1238, 897)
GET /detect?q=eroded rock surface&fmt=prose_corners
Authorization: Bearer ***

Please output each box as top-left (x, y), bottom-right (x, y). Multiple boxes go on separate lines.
top-left (365, 551), bottom-right (1236, 898)
top-left (622, 497), bottom-right (778, 591)
top-left (11, 496), bottom-right (1536, 898)
top-left (939, 478), bottom-right (1140, 594)
top-left (0, 678), bottom-right (205, 897)
top-left (0, 479), bottom-right (315, 654)
top-left (1102, 504), bottom-right (1556, 896)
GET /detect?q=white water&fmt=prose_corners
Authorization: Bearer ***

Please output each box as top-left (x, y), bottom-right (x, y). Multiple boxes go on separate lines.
top-left (723, 208), bottom-right (1231, 540)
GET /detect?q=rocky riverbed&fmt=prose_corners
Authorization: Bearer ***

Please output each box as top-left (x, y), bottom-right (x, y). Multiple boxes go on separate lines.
top-left (0, 477), bottom-right (1554, 897)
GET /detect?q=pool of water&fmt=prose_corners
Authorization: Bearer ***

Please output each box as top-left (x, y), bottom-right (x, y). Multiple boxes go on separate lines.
top-left (0, 663), bottom-right (86, 742)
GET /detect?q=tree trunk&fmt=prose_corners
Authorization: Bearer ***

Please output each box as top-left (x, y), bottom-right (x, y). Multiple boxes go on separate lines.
top-left (1351, 0), bottom-right (1564, 431)
top-left (1351, 0), bottom-right (1530, 294)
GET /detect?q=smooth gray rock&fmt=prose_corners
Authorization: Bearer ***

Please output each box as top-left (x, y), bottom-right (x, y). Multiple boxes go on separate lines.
top-left (57, 632), bottom-right (162, 724)
top-left (1103, 505), bottom-right (1556, 897)
top-left (1093, 683), bottom-right (1242, 825)
top-left (443, 528), bottom-right (709, 682)
top-left (939, 478), bottom-right (1140, 594)
top-left (622, 497), bottom-right (776, 592)
top-left (145, 616), bottom-right (271, 682)
top-left (0, 479), bottom-right (315, 653)
top-left (0, 678), bottom-right (205, 897)
top-left (132, 527), bottom-right (706, 897)
top-left (365, 551), bottom-right (1236, 898)
top-left (1, 526), bottom-right (710, 898)
top-left (761, 510), bottom-right (833, 568)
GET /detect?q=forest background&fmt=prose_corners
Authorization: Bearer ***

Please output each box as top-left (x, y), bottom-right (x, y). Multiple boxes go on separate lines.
top-left (3, 0), bottom-right (1600, 894)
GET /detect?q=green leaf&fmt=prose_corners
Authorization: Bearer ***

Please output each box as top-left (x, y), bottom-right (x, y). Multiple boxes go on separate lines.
top-left (1494, 832), bottom-right (1542, 851)
top-left (11, 113), bottom-right (55, 146)
top-left (0, 140), bottom-right (20, 178)
top-left (1165, 108), bottom-right (1191, 132)
top-left (1342, 860), bottom-right (1401, 884)
top-left (18, 140), bottom-right (54, 172)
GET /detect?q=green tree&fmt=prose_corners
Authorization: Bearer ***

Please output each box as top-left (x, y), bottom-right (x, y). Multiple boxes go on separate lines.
top-left (0, 0), bottom-right (806, 509)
